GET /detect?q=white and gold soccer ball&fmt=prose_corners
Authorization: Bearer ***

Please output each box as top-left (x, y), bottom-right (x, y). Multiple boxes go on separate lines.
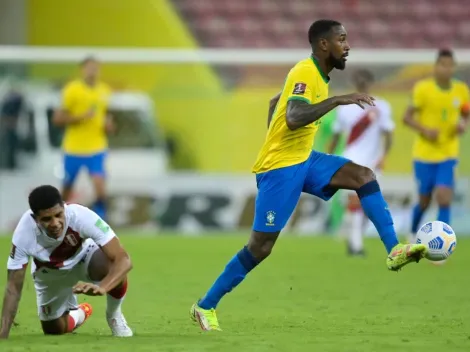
top-left (416, 221), bottom-right (456, 262)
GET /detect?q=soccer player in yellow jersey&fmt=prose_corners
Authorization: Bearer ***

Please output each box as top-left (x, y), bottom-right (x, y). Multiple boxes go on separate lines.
top-left (190, 20), bottom-right (427, 331)
top-left (53, 57), bottom-right (113, 220)
top-left (403, 49), bottom-right (470, 242)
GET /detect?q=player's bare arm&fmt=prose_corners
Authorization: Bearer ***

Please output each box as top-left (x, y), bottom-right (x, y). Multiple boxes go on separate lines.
top-left (0, 267), bottom-right (27, 339)
top-left (267, 92), bottom-right (281, 128)
top-left (286, 93), bottom-right (375, 131)
top-left (403, 106), bottom-right (438, 141)
top-left (457, 102), bottom-right (470, 135)
top-left (73, 237), bottom-right (132, 296)
top-left (105, 113), bottom-right (116, 134)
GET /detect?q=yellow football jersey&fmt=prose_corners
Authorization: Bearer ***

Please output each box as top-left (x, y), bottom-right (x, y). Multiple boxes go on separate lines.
top-left (252, 56), bottom-right (329, 173)
top-left (411, 78), bottom-right (470, 162)
top-left (61, 79), bottom-right (111, 155)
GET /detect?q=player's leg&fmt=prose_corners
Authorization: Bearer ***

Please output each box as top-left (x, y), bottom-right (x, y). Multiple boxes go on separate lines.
top-left (87, 152), bottom-right (108, 220)
top-left (435, 159), bottom-right (458, 225)
top-left (410, 161), bottom-right (435, 241)
top-left (346, 192), bottom-right (365, 256)
top-left (37, 286), bottom-right (92, 335)
top-left (62, 154), bottom-right (82, 202)
top-left (83, 242), bottom-right (133, 337)
top-left (192, 162), bottom-right (306, 331)
top-left (303, 151), bottom-right (426, 270)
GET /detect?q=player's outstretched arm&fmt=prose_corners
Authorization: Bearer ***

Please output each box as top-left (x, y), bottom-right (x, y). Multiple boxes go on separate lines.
top-left (96, 237), bottom-right (133, 293)
top-left (286, 93), bottom-right (375, 131)
top-left (267, 92), bottom-right (281, 128)
top-left (0, 268), bottom-right (27, 339)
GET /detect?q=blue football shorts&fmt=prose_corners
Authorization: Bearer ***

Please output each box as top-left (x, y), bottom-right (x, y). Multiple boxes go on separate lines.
top-left (253, 150), bottom-right (350, 233)
top-left (63, 151), bottom-right (107, 187)
top-left (413, 159), bottom-right (458, 196)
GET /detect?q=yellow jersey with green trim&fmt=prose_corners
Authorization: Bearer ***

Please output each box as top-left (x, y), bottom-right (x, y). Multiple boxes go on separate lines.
top-left (61, 79), bottom-right (111, 155)
top-left (252, 56), bottom-right (329, 173)
top-left (411, 78), bottom-right (470, 162)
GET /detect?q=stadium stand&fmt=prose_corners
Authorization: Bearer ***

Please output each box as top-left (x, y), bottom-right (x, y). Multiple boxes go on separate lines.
top-left (173, 0), bottom-right (470, 49)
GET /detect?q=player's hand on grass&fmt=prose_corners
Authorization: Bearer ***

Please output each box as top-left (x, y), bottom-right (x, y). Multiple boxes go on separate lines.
top-left (73, 282), bottom-right (107, 296)
top-left (421, 128), bottom-right (439, 141)
top-left (334, 93), bottom-right (375, 109)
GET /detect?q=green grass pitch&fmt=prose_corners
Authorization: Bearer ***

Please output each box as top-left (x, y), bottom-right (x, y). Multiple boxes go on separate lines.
top-left (0, 233), bottom-right (469, 352)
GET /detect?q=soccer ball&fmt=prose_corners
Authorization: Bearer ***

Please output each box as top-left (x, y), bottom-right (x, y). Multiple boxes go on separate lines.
top-left (416, 221), bottom-right (456, 261)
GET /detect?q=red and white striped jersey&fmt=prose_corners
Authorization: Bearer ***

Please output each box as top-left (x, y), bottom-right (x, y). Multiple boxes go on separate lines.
top-left (333, 98), bottom-right (394, 169)
top-left (7, 204), bottom-right (115, 282)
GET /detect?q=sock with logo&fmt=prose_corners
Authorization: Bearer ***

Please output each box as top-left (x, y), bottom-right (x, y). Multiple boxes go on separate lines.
top-left (198, 246), bottom-right (259, 310)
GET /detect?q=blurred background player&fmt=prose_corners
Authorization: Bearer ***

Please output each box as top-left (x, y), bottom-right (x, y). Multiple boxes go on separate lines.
top-left (53, 57), bottom-right (114, 220)
top-left (403, 49), bottom-right (470, 243)
top-left (329, 69), bottom-right (394, 256)
top-left (0, 185), bottom-right (132, 339)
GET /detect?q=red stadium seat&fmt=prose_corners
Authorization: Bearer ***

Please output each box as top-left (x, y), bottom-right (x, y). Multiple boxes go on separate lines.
top-left (172, 0), bottom-right (470, 48)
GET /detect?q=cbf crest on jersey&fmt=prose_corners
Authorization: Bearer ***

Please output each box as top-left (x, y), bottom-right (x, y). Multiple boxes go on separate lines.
top-left (266, 211), bottom-right (276, 226)
top-left (453, 98), bottom-right (460, 108)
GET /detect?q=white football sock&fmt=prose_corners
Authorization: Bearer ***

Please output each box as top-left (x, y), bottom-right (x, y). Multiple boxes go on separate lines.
top-left (69, 307), bottom-right (86, 327)
top-left (107, 294), bottom-right (125, 317)
top-left (349, 210), bottom-right (364, 252)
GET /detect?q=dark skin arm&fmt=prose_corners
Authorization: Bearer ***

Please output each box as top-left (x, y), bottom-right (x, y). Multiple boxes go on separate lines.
top-left (73, 237), bottom-right (132, 295)
top-left (457, 104), bottom-right (469, 135)
top-left (267, 92), bottom-right (281, 128)
top-left (286, 93), bottom-right (375, 131)
top-left (0, 268), bottom-right (27, 339)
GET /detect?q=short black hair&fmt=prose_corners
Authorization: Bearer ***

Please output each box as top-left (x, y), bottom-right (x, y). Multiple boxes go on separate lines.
top-left (308, 20), bottom-right (342, 45)
top-left (28, 185), bottom-right (63, 215)
top-left (80, 55), bottom-right (98, 66)
top-left (437, 48), bottom-right (454, 61)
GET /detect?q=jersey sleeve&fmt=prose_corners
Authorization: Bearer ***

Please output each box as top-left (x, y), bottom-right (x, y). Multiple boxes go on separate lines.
top-left (411, 82), bottom-right (425, 110)
top-left (74, 205), bottom-right (116, 247)
top-left (378, 102), bottom-right (395, 131)
top-left (6, 214), bottom-right (31, 270)
top-left (286, 65), bottom-right (315, 104)
top-left (60, 83), bottom-right (77, 111)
